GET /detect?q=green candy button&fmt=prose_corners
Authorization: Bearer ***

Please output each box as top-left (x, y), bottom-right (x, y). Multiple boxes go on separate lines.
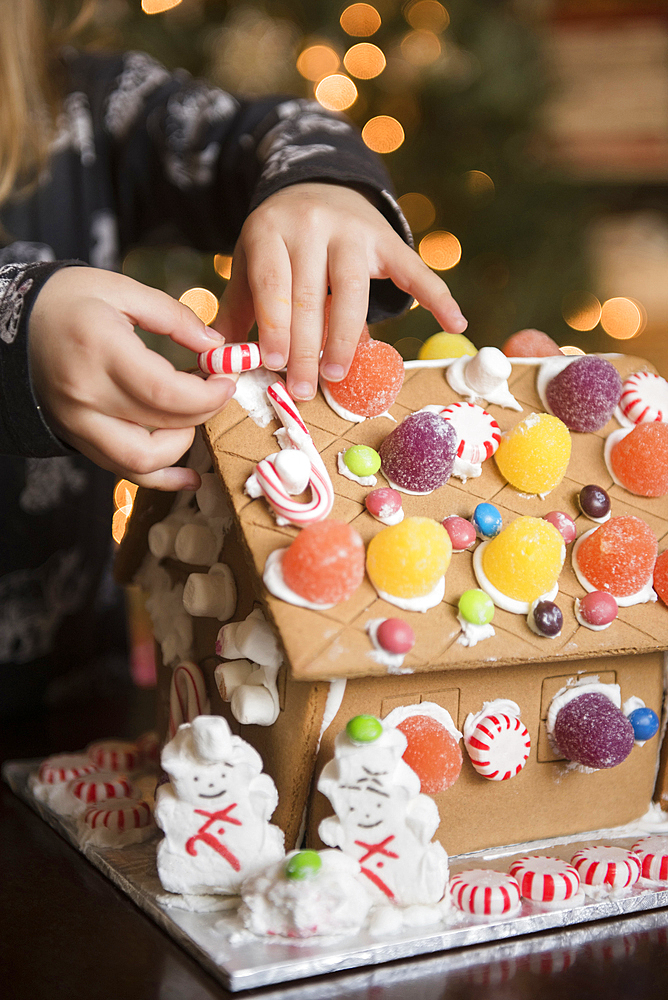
top-left (344, 445), bottom-right (381, 477)
top-left (458, 589), bottom-right (495, 625)
top-left (285, 850), bottom-right (322, 880)
top-left (346, 714), bottom-right (383, 745)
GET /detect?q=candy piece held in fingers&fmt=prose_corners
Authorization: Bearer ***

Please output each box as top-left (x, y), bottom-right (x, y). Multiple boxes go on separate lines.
top-left (282, 521), bottom-right (365, 606)
top-left (552, 691), bottom-right (634, 769)
top-left (472, 502), bottom-right (502, 540)
top-left (443, 515), bottom-right (476, 551)
top-left (366, 517), bottom-right (451, 605)
top-left (627, 707), bottom-right (659, 742)
top-left (39, 754), bottom-right (98, 785)
top-left (321, 339), bottom-right (404, 418)
top-left (450, 869), bottom-right (521, 917)
top-left (578, 484), bottom-right (611, 520)
top-left (379, 411), bottom-right (458, 493)
top-left (529, 599), bottom-right (563, 637)
top-left (509, 856), bottom-right (581, 904)
top-left (481, 517), bottom-right (565, 606)
top-left (198, 342), bottom-right (262, 374)
top-left (418, 330), bottom-right (477, 359)
top-left (495, 413), bottom-right (571, 495)
top-left (365, 487), bottom-right (403, 525)
top-left (609, 423), bottom-right (668, 497)
top-left (618, 371), bottom-right (668, 425)
top-left (502, 329), bottom-right (562, 358)
top-left (396, 714), bottom-right (462, 793)
top-left (571, 846), bottom-right (641, 890)
top-left (654, 550), bottom-right (668, 605)
top-left (576, 591), bottom-right (618, 629)
top-left (545, 356), bottom-right (622, 433)
top-left (542, 511), bottom-right (577, 544)
top-left (632, 836), bottom-right (668, 882)
top-left (574, 516), bottom-right (657, 600)
top-left (376, 618), bottom-right (415, 654)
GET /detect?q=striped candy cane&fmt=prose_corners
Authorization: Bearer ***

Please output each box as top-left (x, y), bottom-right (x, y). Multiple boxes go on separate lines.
top-left (169, 660), bottom-right (211, 738)
top-left (198, 342), bottom-right (262, 375)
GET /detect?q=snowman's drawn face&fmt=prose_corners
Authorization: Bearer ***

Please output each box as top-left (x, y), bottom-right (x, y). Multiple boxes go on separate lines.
top-left (337, 765), bottom-right (399, 829)
top-left (171, 759), bottom-right (239, 805)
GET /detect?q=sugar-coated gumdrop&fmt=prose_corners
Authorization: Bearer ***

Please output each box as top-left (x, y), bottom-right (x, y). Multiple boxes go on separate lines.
top-left (343, 444), bottom-right (381, 477)
top-left (346, 715), bottom-right (383, 744)
top-left (322, 339), bottom-right (404, 417)
top-left (365, 487), bottom-right (402, 522)
top-left (530, 600), bottom-right (563, 637)
top-left (459, 589), bottom-right (494, 625)
top-left (578, 484), bottom-right (611, 520)
top-left (653, 549), bottom-right (668, 605)
top-left (545, 356), bottom-right (622, 433)
top-left (575, 516), bottom-right (657, 599)
top-left (281, 521), bottom-right (365, 605)
top-left (628, 707), bottom-right (660, 742)
top-left (543, 511), bottom-right (577, 544)
top-left (376, 618), bottom-right (415, 654)
top-left (502, 329), bottom-right (562, 358)
top-left (366, 517), bottom-right (452, 600)
top-left (472, 502), bottom-right (502, 539)
top-left (418, 331), bottom-right (477, 360)
top-left (443, 515), bottom-right (476, 551)
top-left (379, 411), bottom-right (458, 492)
top-left (609, 423), bottom-right (668, 497)
top-left (395, 714), bottom-right (462, 793)
top-left (482, 516), bottom-right (565, 604)
top-left (285, 850), bottom-right (322, 880)
top-left (552, 692), bottom-right (634, 769)
top-left (495, 413), bottom-right (571, 495)
top-left (577, 591), bottom-right (618, 627)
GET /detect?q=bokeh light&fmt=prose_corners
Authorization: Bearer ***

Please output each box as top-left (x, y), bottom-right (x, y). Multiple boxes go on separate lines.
top-left (315, 74), bottom-right (358, 111)
top-left (401, 30), bottom-right (442, 67)
top-left (464, 170), bottom-right (495, 199)
top-left (600, 297), bottom-right (645, 339)
top-left (405, 0), bottom-right (450, 33)
top-left (214, 254), bottom-right (233, 280)
top-left (419, 231), bottom-right (462, 270)
top-left (393, 337), bottom-right (424, 359)
top-left (297, 45), bottom-right (340, 82)
top-left (112, 480), bottom-right (138, 544)
top-left (340, 4), bottom-right (382, 36)
top-left (179, 287), bottom-right (219, 325)
top-left (562, 291), bottom-right (602, 331)
top-left (560, 345), bottom-right (586, 356)
top-left (362, 115), bottom-right (405, 153)
top-left (398, 192), bottom-right (436, 232)
top-left (141, 0), bottom-right (182, 12)
top-left (344, 43), bottom-right (386, 79)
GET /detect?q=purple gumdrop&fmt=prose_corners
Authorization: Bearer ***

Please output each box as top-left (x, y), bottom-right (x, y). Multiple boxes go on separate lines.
top-left (379, 411), bottom-right (457, 492)
top-left (552, 692), bottom-right (634, 769)
top-left (545, 357), bottom-right (622, 433)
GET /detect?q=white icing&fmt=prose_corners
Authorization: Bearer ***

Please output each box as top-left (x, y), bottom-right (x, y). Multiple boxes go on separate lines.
top-left (368, 503), bottom-right (404, 526)
top-left (546, 679), bottom-right (621, 737)
top-left (623, 696), bottom-right (649, 746)
top-left (317, 679), bottom-right (347, 746)
top-left (337, 450), bottom-right (377, 487)
top-left (366, 619), bottom-right (408, 670)
top-left (463, 699), bottom-right (522, 743)
top-left (320, 380), bottom-right (396, 424)
top-left (383, 701), bottom-right (463, 745)
top-left (384, 476), bottom-right (435, 496)
top-left (374, 574), bottom-right (446, 613)
top-left (263, 548), bottom-right (337, 610)
top-left (572, 528), bottom-right (657, 607)
top-left (473, 541), bottom-right (560, 614)
top-left (456, 613), bottom-right (495, 647)
top-left (446, 349), bottom-right (522, 411)
top-left (233, 369), bottom-right (276, 427)
top-left (136, 554), bottom-right (194, 666)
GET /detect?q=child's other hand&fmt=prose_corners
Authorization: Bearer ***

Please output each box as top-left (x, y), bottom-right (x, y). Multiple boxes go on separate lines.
top-left (211, 182), bottom-right (467, 401)
top-left (29, 268), bottom-right (235, 490)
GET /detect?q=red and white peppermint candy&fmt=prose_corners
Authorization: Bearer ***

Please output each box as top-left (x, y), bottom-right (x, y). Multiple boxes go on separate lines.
top-left (618, 371), bottom-right (668, 425)
top-left (509, 855), bottom-right (581, 903)
top-left (465, 713), bottom-right (531, 781)
top-left (632, 836), bottom-right (668, 882)
top-left (70, 772), bottom-right (135, 805)
top-left (169, 660), bottom-right (210, 739)
top-left (450, 869), bottom-right (521, 917)
top-left (87, 740), bottom-right (139, 773)
top-left (570, 846), bottom-right (641, 889)
top-left (38, 754), bottom-right (98, 785)
top-left (439, 402), bottom-right (501, 464)
top-left (84, 797), bottom-right (153, 833)
top-left (198, 342), bottom-right (262, 375)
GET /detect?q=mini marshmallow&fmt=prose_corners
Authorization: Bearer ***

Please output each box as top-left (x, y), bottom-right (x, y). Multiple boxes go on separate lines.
top-left (196, 473), bottom-right (231, 519)
top-left (273, 449), bottom-right (312, 494)
top-left (465, 346), bottom-right (512, 395)
top-left (214, 659), bottom-right (254, 700)
top-left (231, 683), bottom-right (277, 726)
top-left (183, 563), bottom-right (237, 620)
top-left (148, 511), bottom-right (191, 560)
top-left (174, 521), bottom-right (221, 566)
top-left (234, 611), bottom-right (283, 669)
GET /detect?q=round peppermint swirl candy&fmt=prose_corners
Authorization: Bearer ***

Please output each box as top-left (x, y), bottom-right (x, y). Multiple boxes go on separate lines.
top-left (87, 740), bottom-right (139, 773)
top-left (450, 869), bottom-right (521, 917)
top-left (509, 855), bottom-right (581, 904)
top-left (439, 401), bottom-right (501, 464)
top-left (38, 754), bottom-right (98, 785)
top-left (70, 772), bottom-right (135, 805)
top-left (465, 713), bottom-right (531, 781)
top-left (570, 846), bottom-right (641, 890)
top-left (618, 371), bottom-right (668, 425)
top-left (84, 797), bottom-right (152, 832)
top-left (632, 836), bottom-right (668, 882)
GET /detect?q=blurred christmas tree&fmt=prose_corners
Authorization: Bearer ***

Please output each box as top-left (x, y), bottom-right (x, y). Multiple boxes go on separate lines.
top-left (103, 0), bottom-right (597, 356)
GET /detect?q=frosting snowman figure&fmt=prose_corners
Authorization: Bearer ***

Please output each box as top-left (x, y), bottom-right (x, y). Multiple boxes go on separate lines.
top-left (155, 715), bottom-right (284, 897)
top-left (317, 715), bottom-right (449, 906)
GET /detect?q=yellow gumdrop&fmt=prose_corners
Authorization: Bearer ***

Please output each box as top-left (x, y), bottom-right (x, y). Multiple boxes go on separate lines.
top-left (418, 331), bottom-right (478, 360)
top-left (482, 516), bottom-right (565, 603)
top-left (367, 517), bottom-right (452, 599)
top-left (494, 412), bottom-right (571, 495)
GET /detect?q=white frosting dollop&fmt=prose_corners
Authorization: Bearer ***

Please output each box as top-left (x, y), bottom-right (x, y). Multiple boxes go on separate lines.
top-left (456, 613), bottom-right (495, 647)
top-left (446, 348), bottom-right (522, 411)
top-left (233, 369), bottom-right (277, 427)
top-left (337, 450), bottom-right (377, 486)
top-left (373, 574), bottom-right (446, 612)
top-left (320, 380), bottom-right (395, 424)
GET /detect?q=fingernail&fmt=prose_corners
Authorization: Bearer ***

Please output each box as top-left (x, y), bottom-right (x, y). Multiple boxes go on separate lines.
top-left (264, 352), bottom-right (285, 370)
top-left (209, 375), bottom-right (236, 399)
top-left (451, 310), bottom-right (468, 332)
top-left (203, 328), bottom-right (225, 343)
top-left (321, 363), bottom-right (345, 381)
top-left (291, 381), bottom-right (314, 400)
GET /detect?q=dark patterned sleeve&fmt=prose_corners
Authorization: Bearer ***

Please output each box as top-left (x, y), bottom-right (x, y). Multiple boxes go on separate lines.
top-left (100, 52), bottom-right (413, 322)
top-left (0, 258), bottom-right (79, 457)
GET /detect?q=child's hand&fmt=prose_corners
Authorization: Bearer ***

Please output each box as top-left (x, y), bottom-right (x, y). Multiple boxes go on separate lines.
top-left (212, 182), bottom-right (467, 401)
top-left (29, 268), bottom-right (235, 490)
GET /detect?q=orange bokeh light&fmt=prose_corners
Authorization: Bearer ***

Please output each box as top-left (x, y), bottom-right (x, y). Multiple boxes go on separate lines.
top-left (315, 74), bottom-right (358, 111)
top-left (560, 346), bottom-right (586, 356)
top-left (362, 115), bottom-right (405, 153)
top-left (419, 231), bottom-right (462, 270)
top-left (297, 45), bottom-right (340, 82)
top-left (398, 192), bottom-right (436, 232)
top-left (405, 0), bottom-right (450, 32)
top-left (179, 287), bottom-right (219, 325)
top-left (343, 42), bottom-right (386, 79)
top-left (340, 3), bottom-right (382, 36)
top-left (562, 291), bottom-right (602, 332)
top-left (214, 254), bottom-right (233, 280)
top-left (112, 480), bottom-right (138, 544)
top-left (464, 169), bottom-right (495, 199)
top-left (401, 29), bottom-right (442, 66)
top-left (600, 297), bottom-right (644, 340)
top-left (141, 0), bottom-right (182, 12)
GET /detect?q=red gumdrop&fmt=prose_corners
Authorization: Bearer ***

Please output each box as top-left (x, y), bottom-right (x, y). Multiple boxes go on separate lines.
top-left (502, 329), bottom-right (562, 358)
top-left (576, 516), bottom-right (657, 598)
top-left (376, 618), bottom-right (415, 654)
top-left (365, 487), bottom-right (402, 520)
top-left (442, 515), bottom-right (477, 551)
top-left (322, 340), bottom-right (404, 417)
top-left (578, 591), bottom-right (618, 626)
top-left (543, 511), bottom-right (577, 545)
top-left (654, 550), bottom-right (668, 606)
top-left (610, 423), bottom-right (668, 497)
top-left (282, 521), bottom-right (365, 605)
top-left (396, 715), bottom-right (462, 793)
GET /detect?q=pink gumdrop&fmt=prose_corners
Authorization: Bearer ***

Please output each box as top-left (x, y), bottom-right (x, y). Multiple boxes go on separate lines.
top-left (443, 515), bottom-right (477, 552)
top-left (502, 329), bottom-right (562, 358)
top-left (366, 487), bottom-right (402, 521)
top-left (376, 618), bottom-right (415, 654)
top-left (542, 511), bottom-right (577, 545)
top-left (578, 591), bottom-right (618, 627)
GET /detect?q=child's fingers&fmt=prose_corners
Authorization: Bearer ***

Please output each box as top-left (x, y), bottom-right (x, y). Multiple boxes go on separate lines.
top-left (319, 241), bottom-right (370, 381)
top-left (210, 245), bottom-right (257, 346)
top-left (116, 273), bottom-right (226, 352)
top-left (378, 238), bottom-right (468, 333)
top-left (282, 243), bottom-right (328, 400)
top-left (235, 235), bottom-right (293, 373)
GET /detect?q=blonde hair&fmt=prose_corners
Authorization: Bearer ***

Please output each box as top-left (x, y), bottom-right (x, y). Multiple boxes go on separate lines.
top-left (0, 0), bottom-right (96, 207)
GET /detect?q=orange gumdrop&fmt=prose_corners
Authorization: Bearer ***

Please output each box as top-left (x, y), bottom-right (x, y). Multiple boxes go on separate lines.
top-left (654, 550), bottom-right (668, 606)
top-left (576, 515), bottom-right (657, 598)
top-left (502, 329), bottom-right (562, 358)
top-left (396, 715), bottom-right (462, 794)
top-left (281, 520), bottom-right (365, 605)
top-left (322, 339), bottom-right (404, 417)
top-left (321, 294), bottom-right (370, 349)
top-left (610, 423), bottom-right (668, 497)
